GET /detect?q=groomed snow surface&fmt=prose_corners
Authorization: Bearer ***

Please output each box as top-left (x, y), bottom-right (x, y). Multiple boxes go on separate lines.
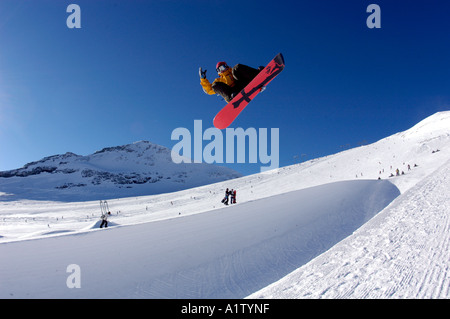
top-left (249, 159), bottom-right (450, 299)
top-left (1, 111), bottom-right (450, 298)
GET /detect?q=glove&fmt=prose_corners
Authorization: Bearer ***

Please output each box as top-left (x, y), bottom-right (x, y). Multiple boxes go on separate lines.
top-left (199, 67), bottom-right (207, 79)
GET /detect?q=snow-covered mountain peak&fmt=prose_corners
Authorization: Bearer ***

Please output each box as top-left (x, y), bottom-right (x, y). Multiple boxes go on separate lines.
top-left (0, 140), bottom-right (241, 201)
top-left (87, 140), bottom-right (174, 172)
top-left (93, 140), bottom-right (166, 156)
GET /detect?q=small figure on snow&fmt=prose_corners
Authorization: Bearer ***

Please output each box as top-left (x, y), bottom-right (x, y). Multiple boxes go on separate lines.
top-left (229, 189), bottom-right (235, 204)
top-left (221, 188), bottom-right (230, 205)
top-left (221, 188), bottom-right (237, 205)
top-left (100, 211), bottom-right (111, 228)
top-left (199, 61), bottom-right (264, 103)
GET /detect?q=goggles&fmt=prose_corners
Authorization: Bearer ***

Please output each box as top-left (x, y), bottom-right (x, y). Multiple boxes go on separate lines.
top-left (217, 64), bottom-right (229, 73)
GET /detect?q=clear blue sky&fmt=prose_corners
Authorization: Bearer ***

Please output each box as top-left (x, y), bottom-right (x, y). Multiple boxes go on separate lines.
top-left (1, 0), bottom-right (449, 175)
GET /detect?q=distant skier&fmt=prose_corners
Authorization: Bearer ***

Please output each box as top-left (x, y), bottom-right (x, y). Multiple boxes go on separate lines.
top-left (199, 60), bottom-right (264, 103)
top-left (100, 211), bottom-right (111, 228)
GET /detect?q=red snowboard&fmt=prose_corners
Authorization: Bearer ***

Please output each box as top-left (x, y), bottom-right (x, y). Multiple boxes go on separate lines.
top-left (213, 53), bottom-right (285, 129)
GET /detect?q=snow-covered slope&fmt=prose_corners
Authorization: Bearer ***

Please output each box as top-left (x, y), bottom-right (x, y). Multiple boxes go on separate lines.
top-left (0, 141), bottom-right (241, 201)
top-left (249, 158), bottom-right (450, 299)
top-left (0, 180), bottom-right (399, 298)
top-left (0, 111), bottom-right (449, 298)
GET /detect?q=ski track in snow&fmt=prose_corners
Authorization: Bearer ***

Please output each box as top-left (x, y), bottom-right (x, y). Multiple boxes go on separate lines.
top-left (249, 159), bottom-right (450, 299)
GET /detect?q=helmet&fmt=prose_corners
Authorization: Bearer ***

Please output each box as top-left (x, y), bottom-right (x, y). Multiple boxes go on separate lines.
top-left (216, 61), bottom-right (229, 73)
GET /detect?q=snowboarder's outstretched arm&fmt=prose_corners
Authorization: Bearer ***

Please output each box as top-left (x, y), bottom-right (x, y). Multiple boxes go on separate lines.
top-left (199, 67), bottom-right (207, 79)
top-left (199, 67), bottom-right (215, 95)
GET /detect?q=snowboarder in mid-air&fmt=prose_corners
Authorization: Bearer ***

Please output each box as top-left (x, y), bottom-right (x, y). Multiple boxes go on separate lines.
top-left (199, 61), bottom-right (264, 103)
top-left (203, 53), bottom-right (285, 129)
